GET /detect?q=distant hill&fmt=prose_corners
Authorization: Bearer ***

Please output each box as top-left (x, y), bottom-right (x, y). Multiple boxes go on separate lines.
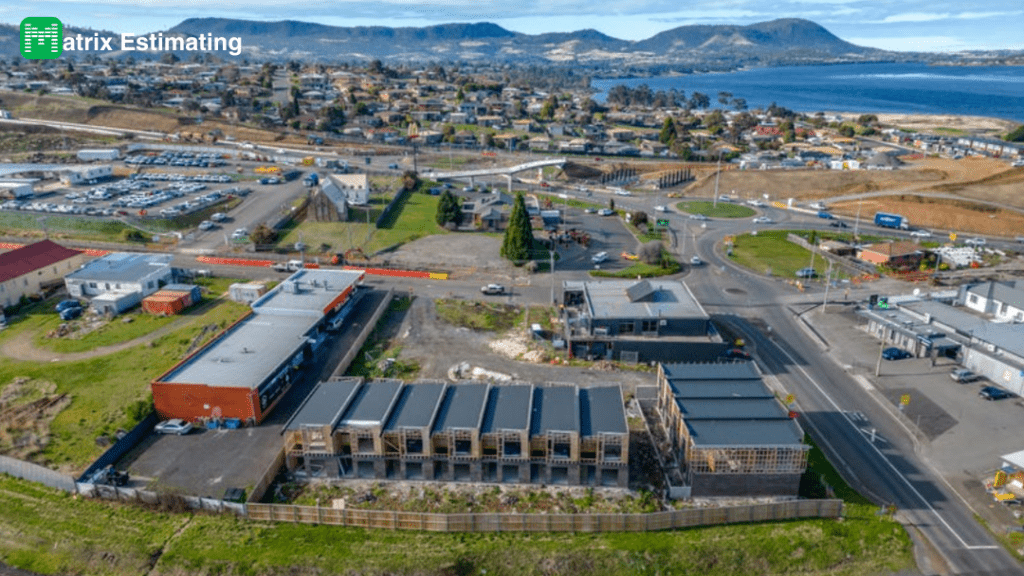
top-left (0, 17), bottom-right (904, 66)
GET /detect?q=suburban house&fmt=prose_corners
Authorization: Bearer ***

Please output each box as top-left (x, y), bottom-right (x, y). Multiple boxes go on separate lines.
top-left (308, 179), bottom-right (349, 222)
top-left (0, 240), bottom-right (86, 308)
top-left (461, 191), bottom-right (513, 231)
top-left (560, 279), bottom-right (728, 363)
top-left (857, 241), bottom-right (923, 269)
top-left (64, 253), bottom-right (175, 299)
top-left (961, 281), bottom-right (1024, 323)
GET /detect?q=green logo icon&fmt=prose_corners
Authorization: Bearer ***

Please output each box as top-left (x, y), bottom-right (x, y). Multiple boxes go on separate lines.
top-left (21, 17), bottom-right (63, 60)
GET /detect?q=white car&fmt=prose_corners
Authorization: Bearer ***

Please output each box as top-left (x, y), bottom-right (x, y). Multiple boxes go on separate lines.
top-left (746, 200), bottom-right (766, 207)
top-left (210, 212), bottom-right (227, 222)
top-left (688, 214), bottom-right (709, 221)
top-left (592, 251), bottom-right (609, 264)
top-left (613, 189), bottom-right (632, 196)
top-left (155, 419), bottom-right (193, 435)
top-left (654, 205), bottom-right (668, 212)
top-left (690, 256), bottom-right (703, 266)
top-left (752, 216), bottom-right (774, 224)
top-left (597, 208), bottom-right (615, 216)
top-left (965, 237), bottom-right (987, 246)
top-left (909, 230), bottom-right (932, 238)
top-left (198, 220), bottom-right (214, 231)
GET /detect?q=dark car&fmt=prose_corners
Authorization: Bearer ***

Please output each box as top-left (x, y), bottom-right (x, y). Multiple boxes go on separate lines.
top-left (830, 220), bottom-right (849, 228)
top-left (980, 386), bottom-right (1012, 401)
top-left (882, 347), bottom-right (912, 360)
top-left (55, 299), bottom-right (81, 312)
top-left (59, 306), bottom-right (83, 321)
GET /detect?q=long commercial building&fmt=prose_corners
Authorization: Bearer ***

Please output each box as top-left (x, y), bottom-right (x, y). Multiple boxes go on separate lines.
top-left (152, 269), bottom-right (364, 424)
top-left (657, 362), bottom-right (808, 498)
top-left (283, 378), bottom-right (629, 487)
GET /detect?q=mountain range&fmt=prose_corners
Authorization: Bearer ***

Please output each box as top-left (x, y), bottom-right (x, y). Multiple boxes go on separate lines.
top-left (0, 17), bottom-right (904, 67)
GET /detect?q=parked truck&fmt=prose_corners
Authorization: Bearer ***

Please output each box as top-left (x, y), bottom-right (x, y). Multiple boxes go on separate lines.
top-left (874, 212), bottom-right (909, 230)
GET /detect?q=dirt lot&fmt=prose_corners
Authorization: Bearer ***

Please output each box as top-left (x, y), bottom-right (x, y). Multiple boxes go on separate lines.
top-left (830, 195), bottom-right (1024, 237)
top-left (383, 293), bottom-right (657, 391)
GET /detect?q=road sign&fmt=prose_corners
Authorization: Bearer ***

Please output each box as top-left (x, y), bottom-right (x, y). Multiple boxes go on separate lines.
top-left (949, 233), bottom-right (957, 241)
top-left (784, 394), bottom-right (795, 405)
top-left (900, 394), bottom-right (910, 406)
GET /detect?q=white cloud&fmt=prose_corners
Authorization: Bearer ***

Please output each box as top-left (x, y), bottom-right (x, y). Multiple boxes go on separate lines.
top-left (878, 11), bottom-right (1018, 23)
top-left (847, 35), bottom-right (976, 52)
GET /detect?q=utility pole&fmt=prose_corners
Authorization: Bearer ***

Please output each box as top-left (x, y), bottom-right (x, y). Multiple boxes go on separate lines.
top-left (550, 250), bottom-right (556, 305)
top-left (853, 198), bottom-right (863, 240)
top-left (712, 152), bottom-right (722, 209)
top-left (822, 259), bottom-right (834, 312)
top-left (875, 336), bottom-right (886, 377)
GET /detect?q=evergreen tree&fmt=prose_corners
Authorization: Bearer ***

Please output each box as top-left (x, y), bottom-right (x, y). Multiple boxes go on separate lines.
top-left (659, 117), bottom-right (675, 145)
top-left (501, 193), bottom-right (533, 262)
top-left (435, 190), bottom-right (462, 227)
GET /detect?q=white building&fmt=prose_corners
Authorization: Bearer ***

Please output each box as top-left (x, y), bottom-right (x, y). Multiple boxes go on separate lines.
top-left (60, 165), bottom-right (113, 185)
top-left (65, 253), bottom-right (175, 299)
top-left (962, 281), bottom-right (1024, 323)
top-left (325, 174), bottom-right (369, 206)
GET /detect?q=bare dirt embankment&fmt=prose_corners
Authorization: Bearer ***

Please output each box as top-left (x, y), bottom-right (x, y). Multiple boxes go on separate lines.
top-left (830, 196), bottom-right (1024, 237)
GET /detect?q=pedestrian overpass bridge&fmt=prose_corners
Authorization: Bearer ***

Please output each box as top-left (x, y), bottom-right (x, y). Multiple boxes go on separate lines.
top-left (429, 158), bottom-right (568, 191)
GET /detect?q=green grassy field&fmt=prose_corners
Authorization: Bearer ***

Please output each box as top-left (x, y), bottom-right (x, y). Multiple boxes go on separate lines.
top-left (0, 472), bottom-right (913, 576)
top-left (727, 230), bottom-right (829, 279)
top-left (0, 290), bottom-right (250, 470)
top-left (676, 201), bottom-right (756, 219)
top-left (278, 187), bottom-right (444, 255)
top-left (434, 299), bottom-right (521, 332)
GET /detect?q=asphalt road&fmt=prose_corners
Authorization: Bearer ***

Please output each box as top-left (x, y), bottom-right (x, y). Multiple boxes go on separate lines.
top-left (681, 216), bottom-right (1024, 575)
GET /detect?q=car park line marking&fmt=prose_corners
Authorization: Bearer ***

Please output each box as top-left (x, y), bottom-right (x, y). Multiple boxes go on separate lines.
top-left (772, 335), bottom-right (993, 550)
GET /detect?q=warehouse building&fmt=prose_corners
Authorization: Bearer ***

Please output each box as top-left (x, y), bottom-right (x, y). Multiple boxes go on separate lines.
top-left (560, 279), bottom-right (728, 363)
top-left (65, 252), bottom-right (175, 299)
top-left (283, 379), bottom-right (629, 487)
top-left (657, 362), bottom-right (808, 498)
top-left (152, 269), bottom-right (364, 424)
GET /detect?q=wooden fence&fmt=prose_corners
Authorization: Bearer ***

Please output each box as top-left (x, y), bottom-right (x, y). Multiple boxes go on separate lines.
top-left (245, 498), bottom-right (842, 533)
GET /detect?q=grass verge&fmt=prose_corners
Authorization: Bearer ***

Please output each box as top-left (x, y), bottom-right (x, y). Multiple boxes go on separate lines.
top-left (0, 471), bottom-right (914, 576)
top-left (727, 230), bottom-right (828, 279)
top-left (345, 296), bottom-right (419, 379)
top-left (676, 201), bottom-right (755, 218)
top-left (434, 299), bottom-right (521, 332)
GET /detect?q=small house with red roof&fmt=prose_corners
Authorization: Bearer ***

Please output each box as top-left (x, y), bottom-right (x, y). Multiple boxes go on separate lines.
top-left (0, 240), bottom-right (86, 308)
top-left (857, 241), bottom-right (923, 269)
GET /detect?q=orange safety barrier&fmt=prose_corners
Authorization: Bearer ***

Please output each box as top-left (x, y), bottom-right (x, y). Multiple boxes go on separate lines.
top-left (342, 265), bottom-right (433, 279)
top-left (195, 255), bottom-right (276, 267)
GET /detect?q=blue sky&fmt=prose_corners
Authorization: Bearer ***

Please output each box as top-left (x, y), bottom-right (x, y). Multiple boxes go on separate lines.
top-left (8, 1), bottom-right (1023, 52)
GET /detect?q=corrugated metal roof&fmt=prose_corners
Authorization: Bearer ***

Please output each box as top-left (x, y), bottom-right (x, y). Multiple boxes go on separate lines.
top-left (580, 387), bottom-right (627, 436)
top-left (663, 362), bottom-right (761, 381)
top-left (904, 300), bottom-right (1024, 358)
top-left (0, 240), bottom-right (81, 284)
top-left (339, 379), bottom-right (403, 427)
top-left (677, 398), bottom-right (789, 420)
top-left (432, 383), bottom-right (489, 432)
top-left (251, 269), bottom-right (362, 316)
top-left (284, 378), bottom-right (362, 430)
top-left (65, 252), bottom-right (172, 283)
top-left (385, 382), bottom-right (446, 430)
top-left (666, 380), bottom-right (774, 399)
top-left (530, 386), bottom-right (579, 435)
top-left (481, 385), bottom-right (532, 433)
top-left (686, 419), bottom-right (804, 447)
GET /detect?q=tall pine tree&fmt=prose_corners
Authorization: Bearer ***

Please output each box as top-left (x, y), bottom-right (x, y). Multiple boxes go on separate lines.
top-left (435, 190), bottom-right (462, 227)
top-left (501, 192), bottom-right (533, 262)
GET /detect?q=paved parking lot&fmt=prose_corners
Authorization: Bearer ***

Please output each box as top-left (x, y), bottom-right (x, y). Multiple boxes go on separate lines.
top-left (805, 307), bottom-right (1024, 523)
top-left (124, 289), bottom-right (389, 498)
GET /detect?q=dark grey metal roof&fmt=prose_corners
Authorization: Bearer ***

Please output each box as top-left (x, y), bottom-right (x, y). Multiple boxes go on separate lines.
top-left (339, 379), bottom-right (403, 427)
top-left (677, 398), bottom-right (789, 420)
top-left (384, 382), bottom-right (446, 431)
top-left (580, 387), bottom-right (627, 436)
top-left (433, 383), bottom-right (489, 432)
top-left (625, 280), bottom-right (656, 303)
top-left (686, 419), bottom-right (804, 447)
top-left (666, 380), bottom-right (774, 399)
top-left (530, 386), bottom-right (580, 435)
top-left (904, 300), bottom-right (1024, 357)
top-left (663, 362), bottom-right (761, 381)
top-left (481, 385), bottom-right (532, 433)
top-left (284, 378), bottom-right (361, 431)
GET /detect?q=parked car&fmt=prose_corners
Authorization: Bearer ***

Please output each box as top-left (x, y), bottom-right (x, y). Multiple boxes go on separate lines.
top-left (210, 212), bottom-right (227, 222)
top-left (654, 205), bottom-right (668, 212)
top-left (752, 216), bottom-right (773, 224)
top-left (688, 214), bottom-right (709, 221)
top-left (979, 386), bottom-right (1012, 401)
top-left (155, 419), bottom-right (194, 435)
top-left (584, 208), bottom-right (597, 214)
top-left (198, 220), bottom-right (214, 231)
top-left (690, 256), bottom-right (703, 266)
top-left (950, 368), bottom-right (981, 383)
top-left (480, 284), bottom-right (506, 295)
top-left (829, 220), bottom-right (849, 228)
top-left (592, 251), bottom-right (609, 264)
top-left (795, 267), bottom-right (817, 279)
top-left (909, 229), bottom-right (932, 238)
top-left (721, 348), bottom-right (751, 360)
top-left (55, 299), bottom-right (81, 313)
top-left (965, 237), bottom-right (987, 246)
top-left (882, 347), bottom-right (912, 360)
top-left (597, 208), bottom-right (615, 216)
top-left (59, 307), bottom-right (83, 321)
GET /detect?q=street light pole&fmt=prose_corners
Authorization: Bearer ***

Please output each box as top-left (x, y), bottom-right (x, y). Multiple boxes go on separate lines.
top-left (875, 335), bottom-right (885, 377)
top-left (822, 258), bottom-right (834, 312)
top-left (550, 250), bottom-right (556, 305)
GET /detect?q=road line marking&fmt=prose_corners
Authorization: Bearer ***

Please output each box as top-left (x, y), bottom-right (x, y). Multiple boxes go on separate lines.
top-left (769, 330), bottom-right (984, 550)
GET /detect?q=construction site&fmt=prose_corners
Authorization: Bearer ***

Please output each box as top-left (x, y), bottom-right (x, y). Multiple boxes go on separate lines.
top-left (282, 377), bottom-right (630, 488)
